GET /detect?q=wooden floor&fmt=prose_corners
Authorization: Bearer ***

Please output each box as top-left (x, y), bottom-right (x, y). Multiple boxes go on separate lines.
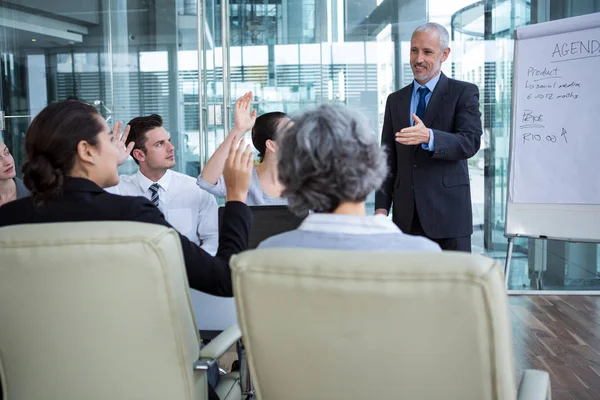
top-left (511, 296), bottom-right (600, 399)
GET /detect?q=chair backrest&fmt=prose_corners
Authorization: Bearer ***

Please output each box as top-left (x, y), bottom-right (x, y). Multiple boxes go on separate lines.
top-left (0, 222), bottom-right (203, 400)
top-left (231, 249), bottom-right (516, 400)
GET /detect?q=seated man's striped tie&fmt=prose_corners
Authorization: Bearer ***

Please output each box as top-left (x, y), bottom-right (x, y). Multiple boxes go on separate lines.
top-left (149, 183), bottom-right (160, 208)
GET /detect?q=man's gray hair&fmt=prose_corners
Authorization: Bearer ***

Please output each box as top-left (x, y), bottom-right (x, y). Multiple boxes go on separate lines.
top-left (414, 22), bottom-right (450, 50)
top-left (277, 104), bottom-right (387, 215)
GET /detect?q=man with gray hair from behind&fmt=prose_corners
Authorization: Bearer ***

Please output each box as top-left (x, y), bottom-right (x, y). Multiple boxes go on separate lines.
top-left (258, 104), bottom-right (440, 252)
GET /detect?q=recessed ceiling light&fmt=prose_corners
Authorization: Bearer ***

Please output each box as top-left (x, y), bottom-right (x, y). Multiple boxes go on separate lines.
top-left (31, 39), bottom-right (36, 42)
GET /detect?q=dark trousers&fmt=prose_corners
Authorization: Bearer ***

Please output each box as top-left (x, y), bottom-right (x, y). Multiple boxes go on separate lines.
top-left (200, 340), bottom-right (221, 400)
top-left (409, 207), bottom-right (471, 252)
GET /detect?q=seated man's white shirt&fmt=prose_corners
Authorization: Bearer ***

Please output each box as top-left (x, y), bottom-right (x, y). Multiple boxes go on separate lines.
top-left (106, 169), bottom-right (219, 255)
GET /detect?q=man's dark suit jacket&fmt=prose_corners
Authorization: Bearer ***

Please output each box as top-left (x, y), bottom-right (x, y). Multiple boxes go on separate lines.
top-left (0, 177), bottom-right (252, 297)
top-left (375, 72), bottom-right (482, 239)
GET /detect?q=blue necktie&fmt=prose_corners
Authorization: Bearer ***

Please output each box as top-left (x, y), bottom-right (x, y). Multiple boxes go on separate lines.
top-left (416, 86), bottom-right (430, 120)
top-left (149, 183), bottom-right (160, 207)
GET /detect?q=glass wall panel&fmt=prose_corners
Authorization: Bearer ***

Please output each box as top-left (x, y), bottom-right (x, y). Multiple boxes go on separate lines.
top-left (0, 0), bottom-right (199, 177)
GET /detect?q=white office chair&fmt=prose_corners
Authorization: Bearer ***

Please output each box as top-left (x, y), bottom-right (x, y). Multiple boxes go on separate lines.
top-left (0, 221), bottom-right (244, 400)
top-left (231, 248), bottom-right (551, 400)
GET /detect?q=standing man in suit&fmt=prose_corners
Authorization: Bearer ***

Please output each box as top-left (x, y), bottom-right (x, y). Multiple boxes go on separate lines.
top-left (375, 22), bottom-right (482, 252)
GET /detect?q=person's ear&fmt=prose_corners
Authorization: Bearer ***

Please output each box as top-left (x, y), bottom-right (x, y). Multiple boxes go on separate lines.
top-left (76, 140), bottom-right (100, 165)
top-left (265, 139), bottom-right (277, 153)
top-left (132, 148), bottom-right (146, 163)
top-left (440, 47), bottom-right (450, 63)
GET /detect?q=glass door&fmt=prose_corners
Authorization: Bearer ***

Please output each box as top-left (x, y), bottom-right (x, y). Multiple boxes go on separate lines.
top-left (0, 4), bottom-right (61, 174)
top-left (0, 0), bottom-right (203, 179)
top-left (199, 0), bottom-right (232, 172)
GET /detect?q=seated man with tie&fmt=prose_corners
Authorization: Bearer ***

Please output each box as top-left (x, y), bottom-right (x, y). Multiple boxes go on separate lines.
top-left (106, 114), bottom-right (219, 255)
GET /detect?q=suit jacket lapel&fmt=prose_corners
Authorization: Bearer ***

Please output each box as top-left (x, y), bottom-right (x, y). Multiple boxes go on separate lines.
top-left (397, 83), bottom-right (413, 131)
top-left (396, 83), bottom-right (415, 154)
top-left (423, 72), bottom-right (449, 128)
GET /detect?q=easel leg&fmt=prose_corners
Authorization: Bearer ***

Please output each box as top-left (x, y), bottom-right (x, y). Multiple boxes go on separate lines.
top-left (505, 237), bottom-right (514, 289)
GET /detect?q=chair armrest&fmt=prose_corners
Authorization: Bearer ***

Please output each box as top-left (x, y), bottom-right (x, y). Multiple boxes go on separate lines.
top-left (198, 324), bottom-right (242, 361)
top-left (517, 370), bottom-right (551, 400)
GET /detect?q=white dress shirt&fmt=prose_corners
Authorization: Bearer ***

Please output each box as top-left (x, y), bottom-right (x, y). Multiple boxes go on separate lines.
top-left (106, 169), bottom-right (219, 255)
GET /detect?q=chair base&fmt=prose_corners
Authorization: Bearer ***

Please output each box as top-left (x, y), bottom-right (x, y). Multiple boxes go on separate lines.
top-left (215, 372), bottom-right (242, 400)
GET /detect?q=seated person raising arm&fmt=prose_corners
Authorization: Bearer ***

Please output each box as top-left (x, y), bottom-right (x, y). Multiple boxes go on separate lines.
top-left (0, 100), bottom-right (254, 297)
top-left (198, 91), bottom-right (288, 206)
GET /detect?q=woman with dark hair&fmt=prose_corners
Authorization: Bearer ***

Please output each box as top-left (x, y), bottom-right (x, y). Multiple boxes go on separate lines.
top-left (197, 91), bottom-right (288, 205)
top-left (0, 100), bottom-right (254, 298)
top-left (0, 141), bottom-right (30, 206)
